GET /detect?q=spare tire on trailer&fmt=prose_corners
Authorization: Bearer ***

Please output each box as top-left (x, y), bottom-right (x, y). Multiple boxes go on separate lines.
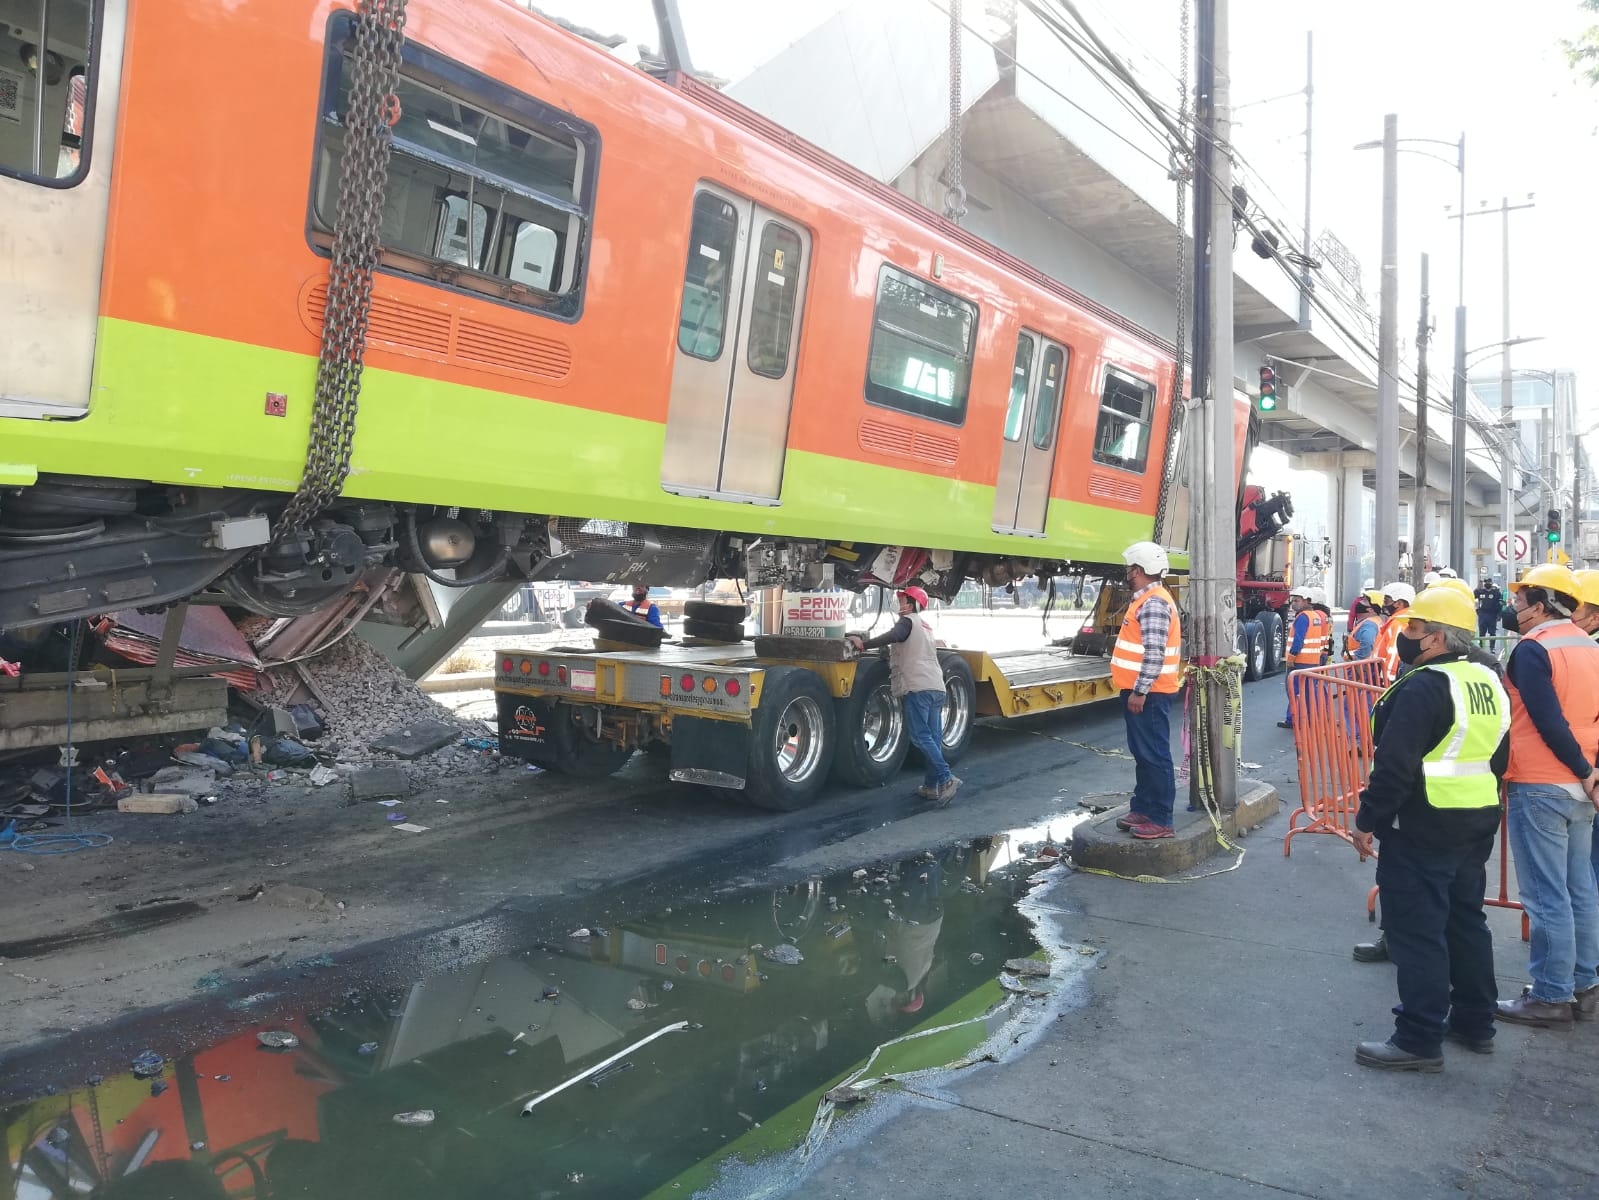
top-left (830, 655), bottom-right (908, 787)
top-left (744, 666), bottom-right (837, 811)
top-left (684, 600), bottom-right (749, 623)
top-left (592, 618), bottom-right (666, 648)
top-left (585, 596), bottom-right (653, 629)
top-left (683, 618), bottom-right (746, 642)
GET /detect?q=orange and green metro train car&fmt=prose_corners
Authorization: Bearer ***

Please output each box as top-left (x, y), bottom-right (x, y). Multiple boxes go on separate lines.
top-left (0, 0), bottom-right (1214, 632)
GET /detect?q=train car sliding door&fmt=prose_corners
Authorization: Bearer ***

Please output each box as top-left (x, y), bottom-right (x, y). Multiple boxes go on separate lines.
top-left (662, 185), bottom-right (810, 503)
top-left (991, 332), bottom-right (1068, 536)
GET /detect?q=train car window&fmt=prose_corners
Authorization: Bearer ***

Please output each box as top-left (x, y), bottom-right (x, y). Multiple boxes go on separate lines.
top-left (312, 16), bottom-right (599, 321)
top-left (1092, 368), bottom-right (1155, 473)
top-left (1002, 337), bottom-right (1034, 442)
top-left (1032, 345), bottom-right (1067, 450)
top-left (746, 222), bottom-right (804, 379)
top-left (0, 0), bottom-right (98, 187)
top-left (677, 192), bottom-right (740, 360)
top-left (864, 265), bottom-right (976, 425)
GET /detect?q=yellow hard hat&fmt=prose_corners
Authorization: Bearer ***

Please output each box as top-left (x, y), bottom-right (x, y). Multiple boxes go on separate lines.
top-left (1432, 578), bottom-right (1475, 601)
top-left (1362, 590), bottom-right (1385, 607)
top-left (1507, 563), bottom-right (1582, 600)
top-left (1404, 586), bottom-right (1478, 634)
top-left (1573, 569), bottom-right (1599, 608)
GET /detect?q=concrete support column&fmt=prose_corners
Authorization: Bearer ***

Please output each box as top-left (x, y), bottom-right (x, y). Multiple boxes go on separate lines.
top-left (1335, 465), bottom-right (1366, 604)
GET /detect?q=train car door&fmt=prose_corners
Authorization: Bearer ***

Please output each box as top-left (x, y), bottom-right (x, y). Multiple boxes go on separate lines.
top-left (991, 333), bottom-right (1067, 535)
top-left (662, 185), bottom-right (810, 503)
top-left (0, 0), bottom-right (126, 419)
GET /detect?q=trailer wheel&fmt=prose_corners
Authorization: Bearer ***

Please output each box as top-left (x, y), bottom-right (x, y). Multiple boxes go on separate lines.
top-left (585, 597), bottom-right (654, 629)
top-left (830, 656), bottom-right (908, 787)
top-left (1257, 610), bottom-right (1284, 675)
top-left (684, 600), bottom-right (749, 623)
top-left (538, 702), bottom-right (634, 778)
top-left (592, 618), bottom-right (666, 648)
top-left (744, 667), bottom-right (836, 811)
top-left (683, 618), bottom-right (746, 642)
top-left (1240, 621), bottom-right (1266, 682)
top-left (929, 651), bottom-right (976, 766)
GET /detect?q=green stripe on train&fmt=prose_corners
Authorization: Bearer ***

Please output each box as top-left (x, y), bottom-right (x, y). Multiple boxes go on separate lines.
top-left (5, 318), bottom-right (1152, 563)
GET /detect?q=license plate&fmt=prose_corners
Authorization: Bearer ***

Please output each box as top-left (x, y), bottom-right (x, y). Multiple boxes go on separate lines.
top-left (570, 668), bottom-right (596, 694)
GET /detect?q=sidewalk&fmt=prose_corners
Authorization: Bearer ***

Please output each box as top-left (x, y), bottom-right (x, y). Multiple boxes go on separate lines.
top-left (800, 722), bottom-right (1597, 1200)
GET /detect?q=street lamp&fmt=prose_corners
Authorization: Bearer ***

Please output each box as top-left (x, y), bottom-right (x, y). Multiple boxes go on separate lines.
top-left (1465, 336), bottom-right (1544, 371)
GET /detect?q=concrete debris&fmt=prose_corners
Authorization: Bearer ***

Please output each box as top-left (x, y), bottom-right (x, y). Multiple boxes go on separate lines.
top-left (1003, 958), bottom-right (1051, 978)
top-left (393, 1110), bottom-right (436, 1127)
top-left (117, 794), bottom-right (199, 815)
top-left (825, 1085), bottom-right (870, 1105)
top-left (762, 943), bottom-right (803, 966)
top-left (308, 765), bottom-right (340, 787)
top-left (352, 768), bottom-right (411, 801)
top-left (257, 1030), bottom-right (300, 1049)
top-left (146, 767), bottom-right (219, 797)
top-left (369, 721), bottom-right (460, 760)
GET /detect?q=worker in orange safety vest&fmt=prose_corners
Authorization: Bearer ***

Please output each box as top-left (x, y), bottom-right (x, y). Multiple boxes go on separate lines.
top-left (1278, 585), bottom-right (1329, 730)
top-left (1373, 582), bottom-right (1417, 685)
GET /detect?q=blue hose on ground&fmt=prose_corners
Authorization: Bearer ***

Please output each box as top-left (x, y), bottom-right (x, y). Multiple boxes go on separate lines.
top-left (4, 620), bottom-right (113, 856)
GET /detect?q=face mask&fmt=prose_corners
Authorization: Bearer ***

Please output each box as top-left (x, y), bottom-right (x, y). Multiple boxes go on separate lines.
top-left (1501, 605), bottom-right (1524, 633)
top-left (1380, 604), bottom-right (1395, 617)
top-left (1396, 633), bottom-right (1425, 664)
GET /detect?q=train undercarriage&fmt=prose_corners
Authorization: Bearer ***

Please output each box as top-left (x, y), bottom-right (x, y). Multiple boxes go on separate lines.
top-left (0, 472), bottom-right (1081, 632)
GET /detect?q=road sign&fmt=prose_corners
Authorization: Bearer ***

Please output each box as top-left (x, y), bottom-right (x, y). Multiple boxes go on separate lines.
top-left (1494, 530), bottom-right (1530, 565)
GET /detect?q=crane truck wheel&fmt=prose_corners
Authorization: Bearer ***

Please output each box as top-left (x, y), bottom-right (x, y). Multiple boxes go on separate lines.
top-left (1257, 611), bottom-right (1284, 675)
top-left (743, 667), bottom-right (837, 811)
top-left (1239, 621), bottom-right (1266, 682)
top-left (920, 651), bottom-right (976, 766)
top-left (830, 656), bottom-right (909, 787)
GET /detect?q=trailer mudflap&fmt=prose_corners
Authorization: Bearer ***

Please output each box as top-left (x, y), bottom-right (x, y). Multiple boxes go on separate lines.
top-left (669, 715), bottom-right (751, 790)
top-left (496, 693), bottom-right (568, 769)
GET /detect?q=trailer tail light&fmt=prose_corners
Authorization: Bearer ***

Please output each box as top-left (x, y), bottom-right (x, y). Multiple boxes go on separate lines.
top-left (655, 943), bottom-right (668, 966)
top-left (674, 955), bottom-right (690, 973)
top-left (702, 677), bottom-right (717, 694)
top-left (680, 673), bottom-right (696, 693)
top-left (725, 679), bottom-right (741, 698)
top-left (538, 661), bottom-right (551, 677)
top-left (557, 666), bottom-right (568, 683)
top-left (660, 675), bottom-right (672, 697)
top-left (502, 657), bottom-right (513, 673)
top-left (697, 960), bottom-right (713, 978)
top-left (519, 659), bottom-right (533, 675)
top-left (720, 963), bottom-right (736, 982)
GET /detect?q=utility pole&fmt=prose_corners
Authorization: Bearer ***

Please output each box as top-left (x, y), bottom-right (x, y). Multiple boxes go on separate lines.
top-left (1299, 32), bottom-right (1313, 328)
top-left (1374, 115), bottom-right (1400, 587)
top-left (1415, 253), bottom-right (1430, 570)
top-left (1447, 133), bottom-right (1467, 571)
top-left (1189, 0), bottom-right (1237, 811)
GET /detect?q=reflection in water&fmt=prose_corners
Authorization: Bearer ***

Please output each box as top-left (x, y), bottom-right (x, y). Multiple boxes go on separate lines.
top-left (3, 834), bottom-right (1066, 1199)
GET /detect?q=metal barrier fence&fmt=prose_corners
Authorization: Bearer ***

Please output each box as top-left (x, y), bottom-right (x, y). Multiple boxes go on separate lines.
top-left (1284, 657), bottom-right (1528, 937)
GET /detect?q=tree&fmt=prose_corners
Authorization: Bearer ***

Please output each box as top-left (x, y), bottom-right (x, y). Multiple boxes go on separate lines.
top-left (1569, 0), bottom-right (1599, 85)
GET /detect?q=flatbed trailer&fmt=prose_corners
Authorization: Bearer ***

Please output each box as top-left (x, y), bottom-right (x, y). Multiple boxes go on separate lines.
top-left (493, 632), bottom-right (1121, 811)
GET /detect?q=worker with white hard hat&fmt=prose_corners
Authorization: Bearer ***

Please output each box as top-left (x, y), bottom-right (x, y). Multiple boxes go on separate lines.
top-left (1110, 542), bottom-right (1182, 840)
top-left (1373, 582), bottom-right (1417, 685)
top-left (1279, 584), bottom-right (1329, 730)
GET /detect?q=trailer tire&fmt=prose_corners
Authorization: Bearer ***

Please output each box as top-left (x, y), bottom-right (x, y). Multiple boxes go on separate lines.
top-left (592, 618), bottom-right (666, 648)
top-left (1257, 610), bottom-right (1284, 675)
top-left (912, 651), bottom-right (974, 767)
top-left (831, 656), bottom-right (909, 787)
top-left (536, 701), bottom-right (635, 778)
top-left (683, 618), bottom-right (746, 642)
top-left (1240, 621), bottom-right (1266, 682)
top-left (684, 600), bottom-right (749, 623)
top-left (585, 597), bottom-right (654, 629)
top-left (744, 667), bottom-right (836, 811)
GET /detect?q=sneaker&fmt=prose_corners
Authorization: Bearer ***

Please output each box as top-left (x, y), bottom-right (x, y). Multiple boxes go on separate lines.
top-left (1114, 811), bottom-right (1146, 831)
top-left (1129, 820), bottom-right (1174, 840)
top-left (1574, 984), bottom-right (1599, 1021)
top-left (932, 776), bottom-right (962, 808)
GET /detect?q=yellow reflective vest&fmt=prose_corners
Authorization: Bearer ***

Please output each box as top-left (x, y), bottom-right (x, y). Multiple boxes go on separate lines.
top-left (1373, 659), bottom-right (1509, 810)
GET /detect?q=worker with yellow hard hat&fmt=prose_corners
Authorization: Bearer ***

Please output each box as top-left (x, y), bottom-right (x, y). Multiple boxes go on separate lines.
top-left (1571, 569), bottom-right (1599, 643)
top-left (1351, 580), bottom-right (1510, 1070)
top-left (1496, 562), bottom-right (1599, 1029)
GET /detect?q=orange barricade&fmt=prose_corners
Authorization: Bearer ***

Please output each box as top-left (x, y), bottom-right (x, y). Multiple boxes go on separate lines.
top-left (1284, 659), bottom-right (1528, 938)
top-left (1283, 659), bottom-right (1387, 853)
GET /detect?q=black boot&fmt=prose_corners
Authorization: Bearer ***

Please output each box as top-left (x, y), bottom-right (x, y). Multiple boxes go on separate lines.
top-left (1352, 933), bottom-right (1389, 963)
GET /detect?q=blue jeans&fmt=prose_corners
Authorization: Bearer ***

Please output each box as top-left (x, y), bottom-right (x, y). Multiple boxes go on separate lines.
top-left (1283, 662), bottom-right (1306, 724)
top-left (1505, 783), bottom-right (1599, 1003)
top-left (1123, 689), bottom-right (1175, 827)
top-left (1374, 830), bottom-right (1498, 1056)
top-left (903, 690), bottom-right (951, 788)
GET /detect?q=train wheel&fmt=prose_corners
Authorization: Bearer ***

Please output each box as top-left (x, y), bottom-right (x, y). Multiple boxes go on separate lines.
top-left (830, 656), bottom-right (908, 787)
top-left (744, 667), bottom-right (836, 811)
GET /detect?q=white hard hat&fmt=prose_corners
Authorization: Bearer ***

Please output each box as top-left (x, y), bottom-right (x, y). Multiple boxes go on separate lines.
top-left (1122, 541), bottom-right (1170, 576)
top-left (1288, 584), bottom-right (1313, 601)
top-left (1381, 582), bottom-right (1416, 604)
top-left (1307, 586), bottom-right (1328, 606)
top-left (1423, 571), bottom-right (1442, 587)
top-left (1438, 567), bottom-right (1458, 579)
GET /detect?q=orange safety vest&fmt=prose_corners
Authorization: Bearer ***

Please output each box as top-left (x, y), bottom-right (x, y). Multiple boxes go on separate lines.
top-left (1345, 615), bottom-right (1380, 659)
top-left (1110, 585), bottom-right (1183, 694)
top-left (1289, 609), bottom-right (1330, 665)
top-left (1505, 619), bottom-right (1599, 784)
top-left (1373, 610), bottom-right (1407, 684)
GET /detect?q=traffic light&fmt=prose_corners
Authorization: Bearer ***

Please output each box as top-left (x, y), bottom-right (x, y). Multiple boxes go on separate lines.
top-left (1257, 365), bottom-right (1278, 413)
top-left (1547, 508), bottom-right (1563, 545)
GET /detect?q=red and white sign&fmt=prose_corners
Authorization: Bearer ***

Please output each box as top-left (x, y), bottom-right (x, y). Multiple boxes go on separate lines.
top-left (781, 591), bottom-right (849, 639)
top-left (1494, 530), bottom-right (1530, 565)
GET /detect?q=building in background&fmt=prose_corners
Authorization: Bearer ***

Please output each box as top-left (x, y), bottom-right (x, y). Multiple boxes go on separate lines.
top-left (1469, 368), bottom-right (1584, 565)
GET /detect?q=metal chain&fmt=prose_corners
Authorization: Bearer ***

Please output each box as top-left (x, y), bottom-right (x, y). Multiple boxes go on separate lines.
top-left (1152, 0), bottom-right (1192, 541)
top-left (943, 0), bottom-right (968, 223)
top-left (276, 0), bottom-right (408, 537)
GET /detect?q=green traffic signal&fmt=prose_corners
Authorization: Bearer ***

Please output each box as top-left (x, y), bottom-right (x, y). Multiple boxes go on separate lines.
top-left (1257, 393), bottom-right (1277, 412)
top-left (1547, 530), bottom-right (1560, 544)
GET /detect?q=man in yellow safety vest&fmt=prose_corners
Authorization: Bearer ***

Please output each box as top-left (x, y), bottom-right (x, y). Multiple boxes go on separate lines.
top-left (1351, 586), bottom-right (1510, 1071)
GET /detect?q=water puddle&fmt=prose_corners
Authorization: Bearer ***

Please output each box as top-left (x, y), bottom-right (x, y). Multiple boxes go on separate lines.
top-left (2, 831), bottom-right (1085, 1199)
